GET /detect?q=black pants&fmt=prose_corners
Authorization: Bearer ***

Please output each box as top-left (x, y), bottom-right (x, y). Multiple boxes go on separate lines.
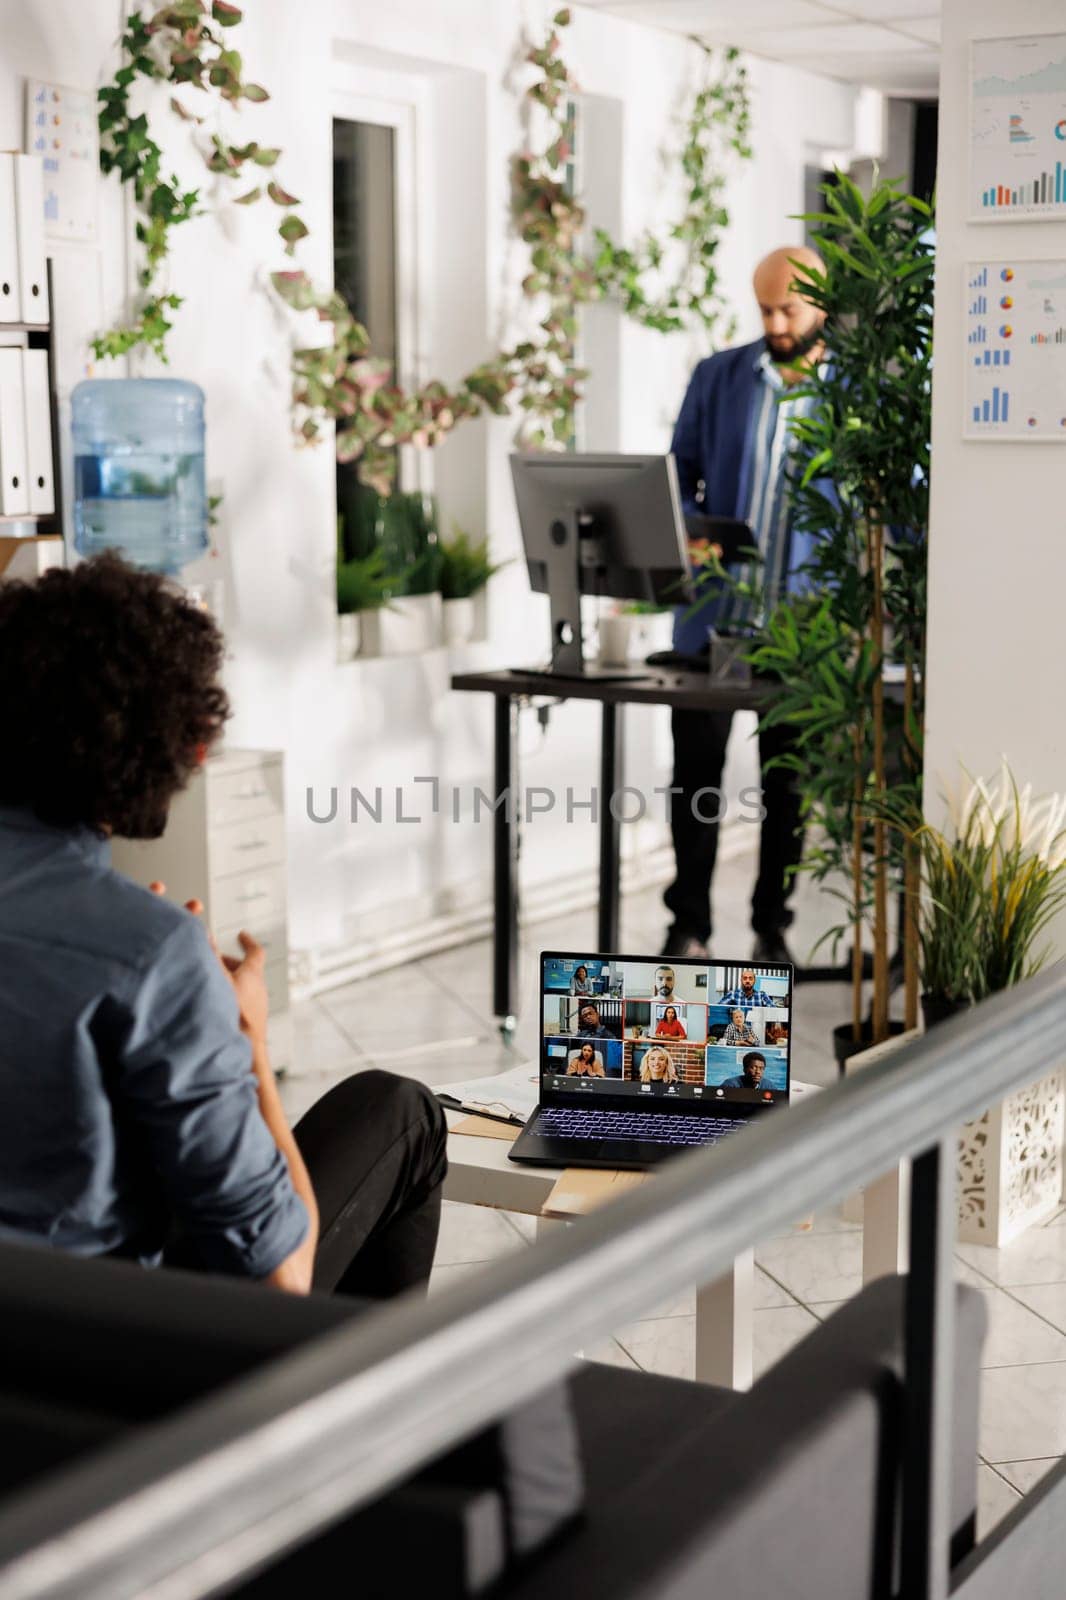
top-left (663, 708), bottom-right (805, 944)
top-left (292, 1070), bottom-right (448, 1297)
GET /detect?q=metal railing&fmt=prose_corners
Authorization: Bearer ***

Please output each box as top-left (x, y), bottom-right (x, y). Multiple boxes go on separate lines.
top-left (2, 965), bottom-right (1066, 1600)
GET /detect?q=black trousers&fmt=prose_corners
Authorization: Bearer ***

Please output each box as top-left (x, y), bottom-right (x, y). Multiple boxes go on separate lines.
top-left (293, 1070), bottom-right (448, 1298)
top-left (663, 708), bottom-right (805, 944)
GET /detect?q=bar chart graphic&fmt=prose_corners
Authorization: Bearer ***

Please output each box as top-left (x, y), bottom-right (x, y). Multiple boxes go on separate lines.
top-left (970, 293), bottom-right (988, 315)
top-left (972, 387), bottom-right (1011, 425)
top-left (965, 259), bottom-right (1066, 439)
top-left (970, 34), bottom-right (1066, 219)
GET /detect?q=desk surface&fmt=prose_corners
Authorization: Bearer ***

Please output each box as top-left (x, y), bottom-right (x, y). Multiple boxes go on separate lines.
top-left (451, 667), bottom-right (775, 713)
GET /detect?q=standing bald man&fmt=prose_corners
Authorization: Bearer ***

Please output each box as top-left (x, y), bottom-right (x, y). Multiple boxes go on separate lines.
top-left (661, 246), bottom-right (827, 965)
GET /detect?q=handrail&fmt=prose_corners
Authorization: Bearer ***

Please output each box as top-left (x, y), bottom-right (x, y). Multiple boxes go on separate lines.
top-left (1, 964), bottom-right (1064, 1600)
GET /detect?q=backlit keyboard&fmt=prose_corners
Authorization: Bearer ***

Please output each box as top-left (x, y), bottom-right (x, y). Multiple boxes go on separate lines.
top-left (531, 1108), bottom-right (740, 1147)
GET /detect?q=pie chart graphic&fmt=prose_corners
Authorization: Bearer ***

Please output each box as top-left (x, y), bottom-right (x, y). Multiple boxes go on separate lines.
top-left (1001, 268), bottom-right (1015, 282)
top-left (999, 324), bottom-right (1013, 338)
top-left (1000, 295), bottom-right (1013, 308)
top-left (1056, 120), bottom-right (1066, 140)
top-left (1028, 416), bottom-right (1039, 428)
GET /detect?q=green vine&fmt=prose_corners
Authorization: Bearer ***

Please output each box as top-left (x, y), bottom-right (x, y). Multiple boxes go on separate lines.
top-left (93, 5), bottom-right (751, 492)
top-left (95, 1), bottom-right (307, 360)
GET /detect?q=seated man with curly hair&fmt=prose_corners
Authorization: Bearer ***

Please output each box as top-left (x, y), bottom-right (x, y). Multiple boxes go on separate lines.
top-left (0, 554), bottom-right (446, 1298)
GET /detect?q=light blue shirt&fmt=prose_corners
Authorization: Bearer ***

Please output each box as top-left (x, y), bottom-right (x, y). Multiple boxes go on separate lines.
top-left (0, 807), bottom-right (308, 1275)
top-left (719, 352), bottom-right (819, 628)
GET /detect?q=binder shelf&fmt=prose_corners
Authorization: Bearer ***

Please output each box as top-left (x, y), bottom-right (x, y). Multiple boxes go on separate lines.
top-left (0, 259), bottom-right (62, 542)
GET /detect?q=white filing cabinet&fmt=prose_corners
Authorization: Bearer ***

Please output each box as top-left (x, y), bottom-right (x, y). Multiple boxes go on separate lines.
top-left (110, 748), bottom-right (293, 1073)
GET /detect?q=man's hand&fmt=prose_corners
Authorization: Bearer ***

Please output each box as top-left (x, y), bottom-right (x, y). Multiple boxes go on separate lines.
top-left (150, 883), bottom-right (269, 1046)
top-left (219, 932), bottom-right (270, 1047)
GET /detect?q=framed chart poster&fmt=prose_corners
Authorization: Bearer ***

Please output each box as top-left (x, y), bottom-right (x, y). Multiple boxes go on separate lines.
top-left (970, 34), bottom-right (1066, 221)
top-left (964, 262), bottom-right (1066, 440)
top-left (24, 79), bottom-right (99, 243)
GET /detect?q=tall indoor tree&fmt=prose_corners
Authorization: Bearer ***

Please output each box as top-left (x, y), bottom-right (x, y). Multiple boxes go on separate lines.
top-left (750, 172), bottom-right (934, 1049)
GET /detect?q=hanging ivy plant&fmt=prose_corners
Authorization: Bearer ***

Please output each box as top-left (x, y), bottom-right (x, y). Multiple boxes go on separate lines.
top-left (92, 5), bottom-right (751, 491)
top-left (272, 9), bottom-right (752, 490)
top-left (94, 0), bottom-right (308, 360)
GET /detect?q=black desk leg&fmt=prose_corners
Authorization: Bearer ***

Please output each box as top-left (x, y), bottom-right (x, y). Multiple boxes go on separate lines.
top-left (493, 695), bottom-right (519, 1033)
top-left (598, 702), bottom-right (625, 952)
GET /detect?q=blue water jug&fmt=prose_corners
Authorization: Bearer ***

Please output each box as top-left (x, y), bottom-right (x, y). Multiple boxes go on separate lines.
top-left (72, 378), bottom-right (208, 574)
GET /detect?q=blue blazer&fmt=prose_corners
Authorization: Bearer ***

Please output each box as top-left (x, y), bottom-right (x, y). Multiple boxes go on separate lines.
top-left (670, 339), bottom-right (823, 652)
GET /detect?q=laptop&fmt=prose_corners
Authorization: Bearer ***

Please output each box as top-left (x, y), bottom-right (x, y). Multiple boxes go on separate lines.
top-left (508, 950), bottom-right (793, 1170)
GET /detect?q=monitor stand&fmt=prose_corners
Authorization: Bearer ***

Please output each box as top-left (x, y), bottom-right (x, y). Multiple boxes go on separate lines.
top-left (519, 506), bottom-right (653, 684)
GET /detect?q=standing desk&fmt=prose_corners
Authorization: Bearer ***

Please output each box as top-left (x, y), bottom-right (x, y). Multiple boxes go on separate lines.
top-left (450, 668), bottom-right (775, 1032)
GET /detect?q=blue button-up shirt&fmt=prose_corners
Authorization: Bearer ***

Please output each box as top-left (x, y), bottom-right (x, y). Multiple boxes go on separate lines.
top-left (0, 807), bottom-right (308, 1275)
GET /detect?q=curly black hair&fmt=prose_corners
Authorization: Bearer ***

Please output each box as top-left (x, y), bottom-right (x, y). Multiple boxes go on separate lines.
top-left (0, 553), bottom-right (230, 838)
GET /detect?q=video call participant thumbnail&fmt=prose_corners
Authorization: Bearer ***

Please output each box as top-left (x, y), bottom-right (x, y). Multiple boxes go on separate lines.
top-left (717, 967), bottom-right (781, 1010)
top-left (654, 1004), bottom-right (687, 1039)
top-left (573, 1002), bottom-right (621, 1040)
top-left (638, 1045), bottom-right (680, 1091)
top-left (704, 1045), bottom-right (788, 1092)
top-left (720, 1008), bottom-right (758, 1047)
top-left (566, 1041), bottom-right (606, 1077)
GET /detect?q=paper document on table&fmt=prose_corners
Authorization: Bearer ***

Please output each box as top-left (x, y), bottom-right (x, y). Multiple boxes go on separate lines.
top-left (433, 1060), bottom-right (540, 1123)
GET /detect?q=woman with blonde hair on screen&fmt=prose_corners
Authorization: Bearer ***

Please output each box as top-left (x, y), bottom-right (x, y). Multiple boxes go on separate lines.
top-left (639, 1046), bottom-right (679, 1089)
top-left (566, 1041), bottom-right (605, 1077)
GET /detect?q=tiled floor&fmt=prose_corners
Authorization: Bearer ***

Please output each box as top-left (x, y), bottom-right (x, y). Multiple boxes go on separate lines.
top-left (278, 843), bottom-right (1064, 1545)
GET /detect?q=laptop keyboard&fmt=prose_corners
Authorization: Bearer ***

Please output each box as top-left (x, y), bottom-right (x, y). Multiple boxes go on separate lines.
top-left (531, 1107), bottom-right (741, 1147)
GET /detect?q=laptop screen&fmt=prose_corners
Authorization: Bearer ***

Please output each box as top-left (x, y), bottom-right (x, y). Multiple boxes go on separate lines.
top-left (540, 952), bottom-right (793, 1107)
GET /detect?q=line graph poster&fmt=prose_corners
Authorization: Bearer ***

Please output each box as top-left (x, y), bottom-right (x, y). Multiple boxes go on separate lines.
top-left (965, 262), bottom-right (1066, 440)
top-left (971, 34), bottom-right (1066, 220)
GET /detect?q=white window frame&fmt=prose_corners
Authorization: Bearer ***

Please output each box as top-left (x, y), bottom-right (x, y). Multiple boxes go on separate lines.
top-left (331, 60), bottom-right (433, 494)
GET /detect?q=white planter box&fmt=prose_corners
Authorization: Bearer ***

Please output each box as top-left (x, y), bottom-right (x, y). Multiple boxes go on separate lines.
top-left (360, 592), bottom-right (443, 657)
top-left (336, 612), bottom-right (361, 664)
top-left (442, 596), bottom-right (477, 647)
top-left (847, 1028), bottom-right (1066, 1271)
top-left (957, 1070), bottom-right (1066, 1247)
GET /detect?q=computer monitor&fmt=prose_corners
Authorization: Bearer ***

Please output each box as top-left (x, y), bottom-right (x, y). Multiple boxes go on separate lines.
top-left (510, 452), bottom-right (690, 680)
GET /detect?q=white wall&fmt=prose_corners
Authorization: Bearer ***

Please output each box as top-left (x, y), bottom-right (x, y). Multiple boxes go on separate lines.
top-left (925, 0), bottom-right (1066, 900)
top-left (0, 0), bottom-right (862, 967)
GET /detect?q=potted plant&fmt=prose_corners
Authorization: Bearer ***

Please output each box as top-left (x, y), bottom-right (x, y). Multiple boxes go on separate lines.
top-left (362, 489), bottom-right (444, 656)
top-left (438, 526), bottom-right (506, 647)
top-left (335, 515), bottom-right (391, 662)
top-left (747, 172), bottom-right (933, 1062)
top-left (907, 766), bottom-right (1066, 1022)
top-left (859, 765), bottom-right (1066, 1253)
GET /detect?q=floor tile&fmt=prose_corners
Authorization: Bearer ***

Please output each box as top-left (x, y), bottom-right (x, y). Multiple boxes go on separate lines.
top-left (957, 1228), bottom-right (1066, 1289)
top-left (979, 1363), bottom-right (1066, 1463)
top-left (288, 999), bottom-right (365, 1074)
top-left (581, 1339), bottom-right (641, 1371)
top-left (1009, 1283), bottom-right (1066, 1335)
top-left (434, 1200), bottom-right (528, 1267)
top-left (616, 1305), bottom-right (818, 1383)
top-left (754, 1229), bottom-right (864, 1305)
top-left (978, 1287), bottom-right (1066, 1368)
top-left (428, 1260), bottom-right (489, 1296)
top-left (977, 1462), bottom-right (1022, 1539)
top-left (992, 1457), bottom-right (1061, 1495)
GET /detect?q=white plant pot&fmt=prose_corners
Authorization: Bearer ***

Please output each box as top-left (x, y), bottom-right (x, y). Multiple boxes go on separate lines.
top-left (442, 596), bottom-right (477, 647)
top-left (598, 614), bottom-right (635, 666)
top-left (957, 1069), bottom-right (1066, 1246)
top-left (336, 612), bottom-right (361, 664)
top-left (360, 593), bottom-right (443, 657)
top-left (846, 1029), bottom-right (1066, 1270)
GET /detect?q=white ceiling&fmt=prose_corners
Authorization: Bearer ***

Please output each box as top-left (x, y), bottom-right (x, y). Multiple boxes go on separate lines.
top-left (575, 1), bottom-right (941, 95)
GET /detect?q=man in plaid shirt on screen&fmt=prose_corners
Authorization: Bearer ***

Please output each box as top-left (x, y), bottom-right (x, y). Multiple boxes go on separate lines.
top-left (719, 968), bottom-right (777, 1010)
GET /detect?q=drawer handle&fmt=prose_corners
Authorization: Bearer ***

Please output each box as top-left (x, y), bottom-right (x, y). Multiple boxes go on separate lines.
top-left (235, 839), bottom-right (269, 852)
top-left (236, 889), bottom-right (270, 905)
top-left (236, 786), bottom-right (267, 799)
